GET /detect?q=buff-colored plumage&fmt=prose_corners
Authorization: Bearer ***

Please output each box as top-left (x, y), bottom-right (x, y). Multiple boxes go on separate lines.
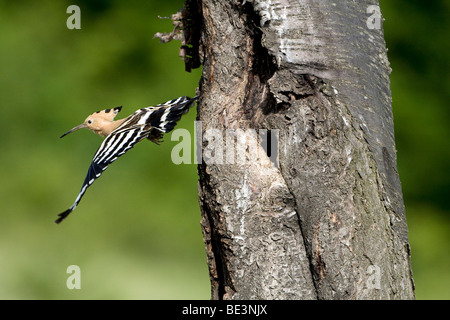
top-left (60, 106), bottom-right (126, 138)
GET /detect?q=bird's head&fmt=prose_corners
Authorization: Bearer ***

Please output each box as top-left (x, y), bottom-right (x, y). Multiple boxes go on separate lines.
top-left (60, 106), bottom-right (122, 138)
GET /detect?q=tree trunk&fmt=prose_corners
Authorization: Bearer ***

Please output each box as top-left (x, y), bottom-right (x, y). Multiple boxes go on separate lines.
top-left (182, 0), bottom-right (414, 299)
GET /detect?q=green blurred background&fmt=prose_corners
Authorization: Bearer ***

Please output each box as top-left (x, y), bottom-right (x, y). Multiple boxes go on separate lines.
top-left (0, 0), bottom-right (448, 299)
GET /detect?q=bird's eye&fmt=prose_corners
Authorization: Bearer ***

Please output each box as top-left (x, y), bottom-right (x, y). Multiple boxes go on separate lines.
top-left (87, 120), bottom-right (92, 124)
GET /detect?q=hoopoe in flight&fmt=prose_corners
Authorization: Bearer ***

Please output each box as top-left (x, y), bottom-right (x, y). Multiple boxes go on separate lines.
top-left (55, 95), bottom-right (197, 224)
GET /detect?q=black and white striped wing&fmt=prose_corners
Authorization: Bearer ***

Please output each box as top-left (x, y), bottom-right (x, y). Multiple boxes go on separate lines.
top-left (144, 96), bottom-right (197, 133)
top-left (55, 125), bottom-right (150, 224)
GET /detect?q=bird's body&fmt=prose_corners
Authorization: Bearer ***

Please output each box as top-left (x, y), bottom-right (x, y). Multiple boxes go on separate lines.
top-left (55, 95), bottom-right (197, 224)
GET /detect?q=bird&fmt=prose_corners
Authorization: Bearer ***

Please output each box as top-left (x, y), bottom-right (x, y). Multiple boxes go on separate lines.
top-left (55, 95), bottom-right (197, 224)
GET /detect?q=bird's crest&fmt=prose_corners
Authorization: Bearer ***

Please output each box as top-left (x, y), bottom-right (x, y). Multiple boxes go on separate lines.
top-left (91, 106), bottom-right (122, 122)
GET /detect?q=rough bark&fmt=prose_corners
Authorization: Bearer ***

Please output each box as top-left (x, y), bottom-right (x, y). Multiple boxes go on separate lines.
top-left (177, 0), bottom-right (414, 299)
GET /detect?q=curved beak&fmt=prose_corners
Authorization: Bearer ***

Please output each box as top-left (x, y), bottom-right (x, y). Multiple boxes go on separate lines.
top-left (60, 123), bottom-right (88, 138)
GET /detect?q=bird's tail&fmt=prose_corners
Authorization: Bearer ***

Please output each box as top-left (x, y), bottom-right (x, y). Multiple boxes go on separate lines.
top-left (54, 206), bottom-right (75, 224)
top-left (149, 96), bottom-right (198, 133)
top-left (55, 181), bottom-right (89, 224)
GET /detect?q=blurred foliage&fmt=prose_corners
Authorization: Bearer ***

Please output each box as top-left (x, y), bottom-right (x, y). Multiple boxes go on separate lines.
top-left (0, 0), bottom-right (447, 299)
top-left (381, 0), bottom-right (450, 299)
top-left (0, 0), bottom-right (207, 299)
